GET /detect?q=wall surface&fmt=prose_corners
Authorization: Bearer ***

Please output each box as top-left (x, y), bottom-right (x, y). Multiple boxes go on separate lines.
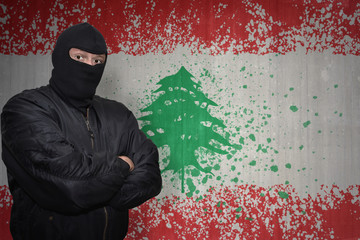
top-left (0, 0), bottom-right (359, 239)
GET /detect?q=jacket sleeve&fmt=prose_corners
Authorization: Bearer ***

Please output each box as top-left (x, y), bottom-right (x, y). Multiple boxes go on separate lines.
top-left (1, 94), bottom-right (130, 214)
top-left (109, 110), bottom-right (162, 210)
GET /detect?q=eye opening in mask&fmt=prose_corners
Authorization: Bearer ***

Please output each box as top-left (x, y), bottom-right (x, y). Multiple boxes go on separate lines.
top-left (69, 48), bottom-right (106, 66)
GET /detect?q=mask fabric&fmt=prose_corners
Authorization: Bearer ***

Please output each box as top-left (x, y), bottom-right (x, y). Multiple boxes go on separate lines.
top-left (49, 22), bottom-right (107, 114)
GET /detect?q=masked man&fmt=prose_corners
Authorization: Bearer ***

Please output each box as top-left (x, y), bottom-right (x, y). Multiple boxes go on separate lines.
top-left (1, 23), bottom-right (162, 240)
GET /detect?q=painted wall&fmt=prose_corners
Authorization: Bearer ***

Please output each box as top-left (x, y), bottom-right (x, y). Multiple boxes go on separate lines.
top-left (0, 0), bottom-right (359, 239)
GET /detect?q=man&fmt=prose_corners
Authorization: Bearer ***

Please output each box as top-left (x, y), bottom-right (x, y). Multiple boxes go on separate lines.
top-left (1, 22), bottom-right (162, 240)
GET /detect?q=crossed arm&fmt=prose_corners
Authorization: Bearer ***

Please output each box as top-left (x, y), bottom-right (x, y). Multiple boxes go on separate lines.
top-left (118, 156), bottom-right (134, 172)
top-left (1, 94), bottom-right (161, 214)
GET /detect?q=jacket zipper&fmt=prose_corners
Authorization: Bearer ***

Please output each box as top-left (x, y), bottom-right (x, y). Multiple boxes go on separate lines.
top-left (103, 207), bottom-right (109, 240)
top-left (84, 108), bottom-right (95, 149)
top-left (84, 108), bottom-right (109, 240)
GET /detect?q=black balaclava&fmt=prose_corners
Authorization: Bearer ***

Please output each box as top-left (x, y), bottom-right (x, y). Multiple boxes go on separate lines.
top-left (49, 22), bottom-right (107, 114)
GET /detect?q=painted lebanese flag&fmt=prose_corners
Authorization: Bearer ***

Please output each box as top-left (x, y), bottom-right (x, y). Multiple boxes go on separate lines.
top-left (1, 0), bottom-right (360, 239)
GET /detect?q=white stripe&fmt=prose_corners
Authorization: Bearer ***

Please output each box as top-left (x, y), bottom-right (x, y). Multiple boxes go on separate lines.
top-left (1, 50), bottom-right (359, 198)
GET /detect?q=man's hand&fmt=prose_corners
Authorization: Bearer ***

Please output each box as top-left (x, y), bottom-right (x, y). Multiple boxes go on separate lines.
top-left (118, 156), bottom-right (135, 172)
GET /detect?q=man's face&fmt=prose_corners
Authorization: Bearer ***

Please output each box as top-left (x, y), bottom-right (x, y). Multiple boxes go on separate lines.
top-left (69, 48), bottom-right (106, 66)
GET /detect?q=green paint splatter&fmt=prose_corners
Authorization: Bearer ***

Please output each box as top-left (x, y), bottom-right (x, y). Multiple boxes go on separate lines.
top-left (267, 138), bottom-right (271, 143)
top-left (186, 178), bottom-right (196, 197)
top-left (217, 201), bottom-right (226, 208)
top-left (303, 121), bottom-right (311, 128)
top-left (247, 118), bottom-right (255, 124)
top-left (249, 160), bottom-right (257, 166)
top-left (249, 134), bottom-right (256, 141)
top-left (299, 145), bottom-right (304, 150)
top-left (334, 84), bottom-right (338, 88)
top-left (202, 175), bottom-right (209, 184)
top-left (231, 177), bottom-right (239, 183)
top-left (196, 196), bottom-right (204, 202)
top-left (313, 96), bottom-right (318, 99)
top-left (191, 168), bottom-right (201, 177)
top-left (289, 87), bottom-right (294, 91)
top-left (240, 66), bottom-right (246, 72)
top-left (235, 207), bottom-right (242, 212)
top-left (278, 191), bottom-right (289, 199)
top-left (270, 165), bottom-right (278, 172)
top-left (243, 85), bottom-right (247, 89)
top-left (285, 163), bottom-right (292, 169)
top-left (290, 105), bottom-right (298, 112)
top-left (256, 144), bottom-right (268, 153)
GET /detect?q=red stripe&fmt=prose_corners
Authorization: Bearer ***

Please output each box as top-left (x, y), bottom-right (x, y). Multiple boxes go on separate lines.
top-left (0, 186), bottom-right (12, 240)
top-left (129, 184), bottom-right (360, 239)
top-left (2, 184), bottom-right (360, 239)
top-left (0, 0), bottom-right (359, 55)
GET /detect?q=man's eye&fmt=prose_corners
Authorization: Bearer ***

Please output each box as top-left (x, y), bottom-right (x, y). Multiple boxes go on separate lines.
top-left (76, 55), bottom-right (82, 60)
top-left (94, 59), bottom-right (103, 64)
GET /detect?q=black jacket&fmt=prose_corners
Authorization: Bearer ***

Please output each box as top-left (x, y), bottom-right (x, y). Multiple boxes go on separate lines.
top-left (1, 85), bottom-right (162, 240)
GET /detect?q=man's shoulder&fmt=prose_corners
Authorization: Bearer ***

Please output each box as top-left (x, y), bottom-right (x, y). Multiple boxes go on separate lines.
top-left (93, 96), bottom-right (135, 122)
top-left (93, 95), bottom-right (129, 112)
top-left (3, 86), bottom-right (55, 110)
top-left (8, 85), bottom-right (51, 100)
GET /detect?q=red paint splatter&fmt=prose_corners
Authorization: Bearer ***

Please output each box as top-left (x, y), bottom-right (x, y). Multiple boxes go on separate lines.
top-left (313, 185), bottom-right (360, 240)
top-left (0, 186), bottom-right (12, 240)
top-left (0, 0), bottom-right (359, 55)
top-left (124, 184), bottom-right (360, 239)
top-left (1, 184), bottom-right (359, 239)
